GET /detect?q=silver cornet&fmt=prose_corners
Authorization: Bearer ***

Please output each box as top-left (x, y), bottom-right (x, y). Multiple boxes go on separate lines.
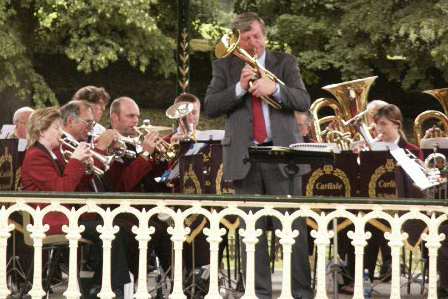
top-left (166, 101), bottom-right (196, 141)
top-left (59, 134), bottom-right (114, 176)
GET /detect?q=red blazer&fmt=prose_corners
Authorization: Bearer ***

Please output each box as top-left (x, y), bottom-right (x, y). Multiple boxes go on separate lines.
top-left (21, 143), bottom-right (87, 234)
top-left (398, 138), bottom-right (424, 161)
top-left (107, 156), bottom-right (156, 192)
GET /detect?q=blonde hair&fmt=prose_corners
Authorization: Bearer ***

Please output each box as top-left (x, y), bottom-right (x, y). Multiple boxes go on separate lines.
top-left (27, 107), bottom-right (61, 148)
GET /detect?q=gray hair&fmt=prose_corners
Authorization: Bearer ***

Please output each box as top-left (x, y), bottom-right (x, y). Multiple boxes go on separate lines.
top-left (60, 100), bottom-right (92, 125)
top-left (13, 106), bottom-right (34, 124)
top-left (231, 12), bottom-right (266, 35)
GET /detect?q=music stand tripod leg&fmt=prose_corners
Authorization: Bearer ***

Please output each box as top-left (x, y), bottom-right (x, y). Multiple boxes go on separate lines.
top-left (284, 163), bottom-right (300, 196)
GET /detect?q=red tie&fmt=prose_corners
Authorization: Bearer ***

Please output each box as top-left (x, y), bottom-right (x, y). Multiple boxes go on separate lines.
top-left (252, 95), bottom-right (267, 144)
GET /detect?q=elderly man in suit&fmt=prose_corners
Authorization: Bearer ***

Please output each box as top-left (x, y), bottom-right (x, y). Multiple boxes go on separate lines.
top-left (204, 12), bottom-right (312, 299)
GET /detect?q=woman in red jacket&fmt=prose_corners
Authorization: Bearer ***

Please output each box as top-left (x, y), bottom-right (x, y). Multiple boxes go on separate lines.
top-left (21, 107), bottom-right (92, 233)
top-left (21, 107), bottom-right (131, 297)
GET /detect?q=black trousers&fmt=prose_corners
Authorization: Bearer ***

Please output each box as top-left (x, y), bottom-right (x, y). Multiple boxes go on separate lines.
top-left (81, 220), bottom-right (131, 291)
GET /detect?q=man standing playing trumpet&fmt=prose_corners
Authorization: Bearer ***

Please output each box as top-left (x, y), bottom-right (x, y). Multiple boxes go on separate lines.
top-left (204, 12), bottom-right (312, 299)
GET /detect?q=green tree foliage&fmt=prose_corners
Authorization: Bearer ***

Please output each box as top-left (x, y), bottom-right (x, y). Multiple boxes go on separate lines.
top-left (0, 0), bottom-right (219, 106)
top-left (234, 0), bottom-right (448, 90)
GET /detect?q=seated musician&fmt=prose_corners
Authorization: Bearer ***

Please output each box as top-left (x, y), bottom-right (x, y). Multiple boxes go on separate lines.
top-left (341, 104), bottom-right (424, 293)
top-left (374, 104), bottom-right (448, 297)
top-left (294, 111), bottom-right (315, 143)
top-left (7, 106), bottom-right (34, 139)
top-left (72, 85), bottom-right (110, 135)
top-left (373, 104), bottom-right (423, 159)
top-left (108, 96), bottom-right (172, 274)
top-left (21, 106), bottom-right (133, 298)
top-left (59, 100), bottom-right (119, 191)
top-left (107, 96), bottom-right (163, 191)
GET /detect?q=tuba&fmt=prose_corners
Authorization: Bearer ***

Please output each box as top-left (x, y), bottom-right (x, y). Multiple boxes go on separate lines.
top-left (309, 97), bottom-right (343, 143)
top-left (414, 88), bottom-right (448, 145)
top-left (310, 76), bottom-right (378, 148)
top-left (215, 30), bottom-right (283, 110)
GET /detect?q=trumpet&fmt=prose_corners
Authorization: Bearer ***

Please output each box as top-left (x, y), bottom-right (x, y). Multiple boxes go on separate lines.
top-left (59, 134), bottom-right (114, 176)
top-left (134, 120), bottom-right (178, 162)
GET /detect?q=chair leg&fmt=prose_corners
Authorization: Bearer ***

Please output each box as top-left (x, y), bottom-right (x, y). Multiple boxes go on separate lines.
top-left (421, 256), bottom-right (428, 295)
top-left (407, 251), bottom-right (413, 295)
top-left (44, 247), bottom-right (55, 294)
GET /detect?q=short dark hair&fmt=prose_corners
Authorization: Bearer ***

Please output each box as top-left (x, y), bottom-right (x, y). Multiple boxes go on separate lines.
top-left (72, 85), bottom-right (110, 105)
top-left (231, 12), bottom-right (266, 35)
top-left (174, 93), bottom-right (200, 104)
top-left (60, 100), bottom-right (92, 125)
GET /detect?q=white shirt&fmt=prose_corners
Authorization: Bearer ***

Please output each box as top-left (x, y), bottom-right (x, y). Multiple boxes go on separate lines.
top-left (234, 51), bottom-right (282, 143)
top-left (92, 123), bottom-right (106, 135)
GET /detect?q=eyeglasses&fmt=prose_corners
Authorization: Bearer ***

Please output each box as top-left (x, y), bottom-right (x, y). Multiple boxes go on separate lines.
top-left (77, 117), bottom-right (96, 128)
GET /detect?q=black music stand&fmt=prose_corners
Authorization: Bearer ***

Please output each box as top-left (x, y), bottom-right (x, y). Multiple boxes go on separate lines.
top-left (247, 146), bottom-right (336, 195)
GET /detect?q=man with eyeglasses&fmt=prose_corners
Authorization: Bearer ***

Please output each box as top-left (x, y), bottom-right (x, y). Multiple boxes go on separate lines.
top-left (59, 100), bottom-right (119, 190)
top-left (50, 100), bottom-right (133, 298)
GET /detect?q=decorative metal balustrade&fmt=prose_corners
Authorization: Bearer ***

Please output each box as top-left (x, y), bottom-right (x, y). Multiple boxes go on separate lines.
top-left (0, 192), bottom-right (446, 299)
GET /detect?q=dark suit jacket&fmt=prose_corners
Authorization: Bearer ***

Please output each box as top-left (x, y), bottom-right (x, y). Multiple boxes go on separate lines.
top-left (204, 51), bottom-right (310, 180)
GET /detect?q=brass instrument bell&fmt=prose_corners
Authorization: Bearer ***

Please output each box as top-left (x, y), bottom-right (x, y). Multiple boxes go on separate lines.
top-left (215, 30), bottom-right (283, 110)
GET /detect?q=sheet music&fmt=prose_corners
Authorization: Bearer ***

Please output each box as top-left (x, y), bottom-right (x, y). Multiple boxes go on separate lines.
top-left (195, 129), bottom-right (225, 141)
top-left (289, 142), bottom-right (341, 153)
top-left (0, 125), bottom-right (15, 139)
top-left (389, 147), bottom-right (435, 190)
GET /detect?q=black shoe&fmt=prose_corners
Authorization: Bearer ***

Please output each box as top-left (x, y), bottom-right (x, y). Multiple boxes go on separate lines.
top-left (113, 287), bottom-right (124, 299)
top-left (86, 284), bottom-right (101, 299)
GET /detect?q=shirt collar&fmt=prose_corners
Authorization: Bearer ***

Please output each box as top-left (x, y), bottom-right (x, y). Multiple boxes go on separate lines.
top-left (257, 51), bottom-right (266, 67)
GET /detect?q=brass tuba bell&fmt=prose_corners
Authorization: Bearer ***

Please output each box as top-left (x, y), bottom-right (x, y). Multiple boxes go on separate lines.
top-left (414, 88), bottom-right (448, 145)
top-left (310, 76), bottom-right (378, 148)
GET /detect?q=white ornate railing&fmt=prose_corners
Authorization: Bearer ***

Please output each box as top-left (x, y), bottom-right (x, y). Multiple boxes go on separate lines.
top-left (0, 192), bottom-right (446, 299)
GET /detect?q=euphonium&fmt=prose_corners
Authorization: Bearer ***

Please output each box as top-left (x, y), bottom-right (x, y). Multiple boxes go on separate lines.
top-left (310, 76), bottom-right (378, 148)
top-left (59, 134), bottom-right (113, 176)
top-left (309, 97), bottom-right (343, 142)
top-left (414, 88), bottom-right (448, 145)
top-left (215, 30), bottom-right (283, 110)
top-left (322, 76), bottom-right (377, 133)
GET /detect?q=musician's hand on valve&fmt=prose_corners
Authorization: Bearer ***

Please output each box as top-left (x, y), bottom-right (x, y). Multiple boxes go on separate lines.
top-left (95, 129), bottom-right (119, 151)
top-left (71, 142), bottom-right (93, 162)
top-left (170, 132), bottom-right (183, 144)
top-left (240, 65), bottom-right (256, 91)
top-left (142, 131), bottom-right (159, 155)
top-left (249, 70), bottom-right (276, 97)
